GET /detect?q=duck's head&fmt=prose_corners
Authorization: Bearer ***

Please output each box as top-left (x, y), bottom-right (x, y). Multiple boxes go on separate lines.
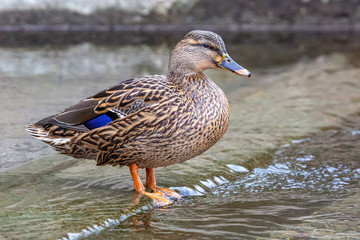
top-left (168, 30), bottom-right (251, 77)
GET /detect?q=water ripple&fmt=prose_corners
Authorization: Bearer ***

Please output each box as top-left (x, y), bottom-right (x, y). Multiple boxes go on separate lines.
top-left (43, 129), bottom-right (360, 239)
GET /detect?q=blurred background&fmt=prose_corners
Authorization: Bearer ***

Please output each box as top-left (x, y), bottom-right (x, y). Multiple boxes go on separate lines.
top-left (1, 1), bottom-right (360, 240)
top-left (0, 0), bottom-right (359, 30)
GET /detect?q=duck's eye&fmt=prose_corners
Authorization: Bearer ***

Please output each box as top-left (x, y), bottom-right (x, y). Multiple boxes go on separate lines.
top-left (203, 43), bottom-right (210, 48)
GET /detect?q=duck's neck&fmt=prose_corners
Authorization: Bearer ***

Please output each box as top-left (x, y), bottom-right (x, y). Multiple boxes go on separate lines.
top-left (167, 72), bottom-right (207, 88)
top-left (166, 68), bottom-right (203, 80)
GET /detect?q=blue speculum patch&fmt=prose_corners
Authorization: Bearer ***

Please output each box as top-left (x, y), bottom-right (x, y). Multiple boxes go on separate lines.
top-left (84, 114), bottom-right (113, 130)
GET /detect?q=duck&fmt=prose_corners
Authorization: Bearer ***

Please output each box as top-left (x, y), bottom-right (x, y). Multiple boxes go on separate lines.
top-left (27, 30), bottom-right (251, 206)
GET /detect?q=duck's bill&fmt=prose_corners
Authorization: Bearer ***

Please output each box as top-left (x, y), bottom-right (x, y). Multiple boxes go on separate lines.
top-left (216, 53), bottom-right (251, 77)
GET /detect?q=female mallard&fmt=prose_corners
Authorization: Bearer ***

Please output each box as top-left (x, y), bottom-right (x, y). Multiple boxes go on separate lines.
top-left (27, 30), bottom-right (251, 206)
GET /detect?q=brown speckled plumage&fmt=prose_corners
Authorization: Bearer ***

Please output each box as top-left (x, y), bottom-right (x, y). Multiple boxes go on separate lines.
top-left (27, 30), bottom-right (250, 174)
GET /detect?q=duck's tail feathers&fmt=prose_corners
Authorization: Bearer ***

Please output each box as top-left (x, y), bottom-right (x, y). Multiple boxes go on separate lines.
top-left (26, 124), bottom-right (71, 146)
top-left (26, 124), bottom-right (98, 159)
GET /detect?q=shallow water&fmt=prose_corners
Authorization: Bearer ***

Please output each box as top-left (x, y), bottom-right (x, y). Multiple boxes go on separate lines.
top-left (0, 32), bottom-right (360, 239)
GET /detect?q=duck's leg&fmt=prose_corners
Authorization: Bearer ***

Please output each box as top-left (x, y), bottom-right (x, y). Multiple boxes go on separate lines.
top-left (129, 163), bottom-right (171, 206)
top-left (145, 168), bottom-right (181, 200)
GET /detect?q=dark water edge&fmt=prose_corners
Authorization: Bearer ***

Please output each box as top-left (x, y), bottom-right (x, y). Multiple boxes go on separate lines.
top-left (0, 31), bottom-right (359, 70)
top-left (0, 24), bottom-right (359, 33)
top-left (1, 29), bottom-right (359, 46)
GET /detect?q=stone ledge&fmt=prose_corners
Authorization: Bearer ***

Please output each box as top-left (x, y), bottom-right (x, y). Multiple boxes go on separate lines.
top-left (0, 0), bottom-right (359, 28)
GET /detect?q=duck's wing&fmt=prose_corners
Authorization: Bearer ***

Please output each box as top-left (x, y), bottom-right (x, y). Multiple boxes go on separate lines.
top-left (33, 75), bottom-right (169, 132)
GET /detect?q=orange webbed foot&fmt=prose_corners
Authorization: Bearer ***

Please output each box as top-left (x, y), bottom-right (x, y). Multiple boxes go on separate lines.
top-left (132, 190), bottom-right (172, 207)
top-left (149, 187), bottom-right (182, 201)
top-left (145, 168), bottom-right (181, 201)
top-left (142, 191), bottom-right (172, 206)
top-left (129, 164), bottom-right (174, 207)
